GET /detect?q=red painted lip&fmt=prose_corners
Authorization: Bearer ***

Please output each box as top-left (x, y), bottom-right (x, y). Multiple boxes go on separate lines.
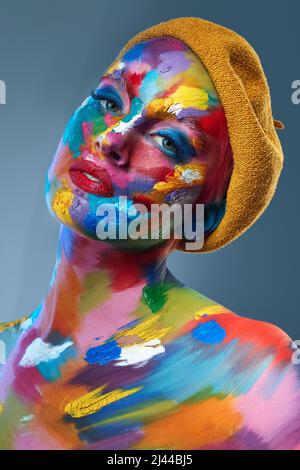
top-left (69, 160), bottom-right (113, 197)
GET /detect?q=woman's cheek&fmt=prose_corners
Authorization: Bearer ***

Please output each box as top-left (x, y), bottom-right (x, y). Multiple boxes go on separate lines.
top-left (150, 162), bottom-right (206, 200)
top-left (47, 142), bottom-right (73, 184)
top-left (128, 137), bottom-right (207, 204)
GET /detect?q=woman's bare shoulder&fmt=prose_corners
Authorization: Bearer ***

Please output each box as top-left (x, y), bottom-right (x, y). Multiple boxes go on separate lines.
top-left (167, 282), bottom-right (294, 361)
top-left (0, 315), bottom-right (33, 370)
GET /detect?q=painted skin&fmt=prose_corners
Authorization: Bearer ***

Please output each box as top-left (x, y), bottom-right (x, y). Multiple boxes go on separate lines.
top-left (0, 38), bottom-right (300, 450)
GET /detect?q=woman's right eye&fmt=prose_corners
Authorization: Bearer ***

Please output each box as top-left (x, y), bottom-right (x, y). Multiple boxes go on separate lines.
top-left (90, 90), bottom-right (123, 115)
top-left (99, 98), bottom-right (121, 114)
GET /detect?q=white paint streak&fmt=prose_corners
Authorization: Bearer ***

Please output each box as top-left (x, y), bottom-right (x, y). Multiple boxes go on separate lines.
top-left (168, 103), bottom-right (183, 116)
top-left (116, 61), bottom-right (126, 70)
top-left (113, 111), bottom-right (143, 135)
top-left (115, 339), bottom-right (165, 367)
top-left (20, 317), bottom-right (33, 331)
top-left (20, 415), bottom-right (34, 423)
top-left (19, 338), bottom-right (73, 368)
top-left (180, 169), bottom-right (202, 184)
top-left (80, 97), bottom-right (90, 108)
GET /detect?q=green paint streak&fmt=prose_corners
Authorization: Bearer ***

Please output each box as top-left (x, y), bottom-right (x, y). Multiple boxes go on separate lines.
top-left (142, 282), bottom-right (174, 313)
top-left (0, 394), bottom-right (30, 450)
top-left (79, 399), bottom-right (178, 429)
top-left (159, 287), bottom-right (221, 330)
top-left (182, 386), bottom-right (227, 405)
top-left (79, 271), bottom-right (111, 315)
top-left (93, 116), bottom-right (106, 136)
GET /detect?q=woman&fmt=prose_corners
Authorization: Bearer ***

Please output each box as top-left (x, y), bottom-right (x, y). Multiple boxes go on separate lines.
top-left (0, 17), bottom-right (299, 450)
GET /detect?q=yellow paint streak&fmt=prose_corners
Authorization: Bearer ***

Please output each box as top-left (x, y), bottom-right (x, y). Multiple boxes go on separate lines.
top-left (170, 85), bottom-right (209, 111)
top-left (115, 314), bottom-right (171, 344)
top-left (0, 316), bottom-right (28, 333)
top-left (147, 97), bottom-right (174, 118)
top-left (195, 304), bottom-right (230, 320)
top-left (153, 163), bottom-right (205, 193)
top-left (153, 287), bottom-right (227, 342)
top-left (147, 87), bottom-right (209, 119)
top-left (64, 385), bottom-right (142, 418)
top-left (0, 403), bottom-right (3, 416)
top-left (51, 186), bottom-right (74, 225)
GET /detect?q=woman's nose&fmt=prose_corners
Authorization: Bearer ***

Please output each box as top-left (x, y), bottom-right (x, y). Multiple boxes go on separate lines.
top-left (95, 132), bottom-right (130, 168)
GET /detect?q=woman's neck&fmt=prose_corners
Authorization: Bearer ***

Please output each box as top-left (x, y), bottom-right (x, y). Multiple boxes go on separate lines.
top-left (35, 226), bottom-right (176, 343)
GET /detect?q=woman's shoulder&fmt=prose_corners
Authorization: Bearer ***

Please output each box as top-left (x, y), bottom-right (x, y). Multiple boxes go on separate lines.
top-left (166, 282), bottom-right (294, 363)
top-left (0, 315), bottom-right (32, 370)
top-left (0, 316), bottom-right (26, 341)
top-left (143, 283), bottom-right (300, 449)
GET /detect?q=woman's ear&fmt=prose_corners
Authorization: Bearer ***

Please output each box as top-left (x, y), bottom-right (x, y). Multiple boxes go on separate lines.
top-left (204, 200), bottom-right (226, 235)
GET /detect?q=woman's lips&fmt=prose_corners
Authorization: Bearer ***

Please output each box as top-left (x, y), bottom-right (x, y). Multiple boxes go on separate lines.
top-left (69, 160), bottom-right (113, 197)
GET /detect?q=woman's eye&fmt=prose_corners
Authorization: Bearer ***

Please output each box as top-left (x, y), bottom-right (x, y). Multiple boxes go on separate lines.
top-left (162, 136), bottom-right (178, 153)
top-left (150, 129), bottom-right (197, 161)
top-left (99, 98), bottom-right (121, 114)
top-left (90, 90), bottom-right (123, 115)
top-left (152, 135), bottom-right (178, 155)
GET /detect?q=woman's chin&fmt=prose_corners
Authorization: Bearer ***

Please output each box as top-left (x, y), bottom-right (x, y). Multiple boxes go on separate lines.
top-left (47, 210), bottom-right (171, 252)
top-left (46, 183), bottom-right (176, 250)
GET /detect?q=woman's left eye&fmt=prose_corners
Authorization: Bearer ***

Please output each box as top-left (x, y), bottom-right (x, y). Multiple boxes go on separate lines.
top-left (150, 129), bottom-right (195, 161)
top-left (152, 135), bottom-right (178, 154)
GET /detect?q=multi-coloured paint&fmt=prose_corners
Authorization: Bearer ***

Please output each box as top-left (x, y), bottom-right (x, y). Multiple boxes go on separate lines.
top-left (0, 37), bottom-right (298, 450)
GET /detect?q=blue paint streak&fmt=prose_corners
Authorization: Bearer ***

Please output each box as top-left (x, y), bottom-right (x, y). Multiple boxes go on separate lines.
top-left (85, 340), bottom-right (121, 365)
top-left (62, 98), bottom-right (105, 153)
top-left (139, 70), bottom-right (159, 103)
top-left (123, 42), bottom-right (145, 62)
top-left (37, 344), bottom-right (76, 382)
top-left (192, 320), bottom-right (226, 344)
top-left (128, 337), bottom-right (275, 402)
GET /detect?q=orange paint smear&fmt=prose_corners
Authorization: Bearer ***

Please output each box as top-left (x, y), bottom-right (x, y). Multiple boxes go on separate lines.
top-left (41, 252), bottom-right (83, 337)
top-left (133, 396), bottom-right (242, 450)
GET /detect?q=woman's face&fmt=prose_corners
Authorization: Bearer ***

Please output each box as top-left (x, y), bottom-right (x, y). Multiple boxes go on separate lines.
top-left (46, 37), bottom-right (230, 247)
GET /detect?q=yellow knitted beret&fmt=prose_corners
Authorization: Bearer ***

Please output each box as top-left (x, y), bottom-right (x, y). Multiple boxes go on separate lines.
top-left (110, 17), bottom-right (284, 253)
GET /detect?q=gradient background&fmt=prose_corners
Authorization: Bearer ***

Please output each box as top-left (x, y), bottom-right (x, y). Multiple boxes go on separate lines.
top-left (0, 0), bottom-right (299, 338)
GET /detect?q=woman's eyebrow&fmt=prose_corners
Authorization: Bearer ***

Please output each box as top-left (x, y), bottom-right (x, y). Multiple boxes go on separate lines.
top-left (100, 73), bottom-right (122, 83)
top-left (180, 117), bottom-right (205, 135)
top-left (146, 105), bottom-right (205, 135)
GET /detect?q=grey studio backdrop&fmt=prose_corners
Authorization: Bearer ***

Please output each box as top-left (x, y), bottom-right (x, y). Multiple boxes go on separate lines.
top-left (0, 0), bottom-right (299, 339)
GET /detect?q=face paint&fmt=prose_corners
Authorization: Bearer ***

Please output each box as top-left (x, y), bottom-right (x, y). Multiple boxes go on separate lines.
top-left (46, 37), bottom-right (229, 245)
